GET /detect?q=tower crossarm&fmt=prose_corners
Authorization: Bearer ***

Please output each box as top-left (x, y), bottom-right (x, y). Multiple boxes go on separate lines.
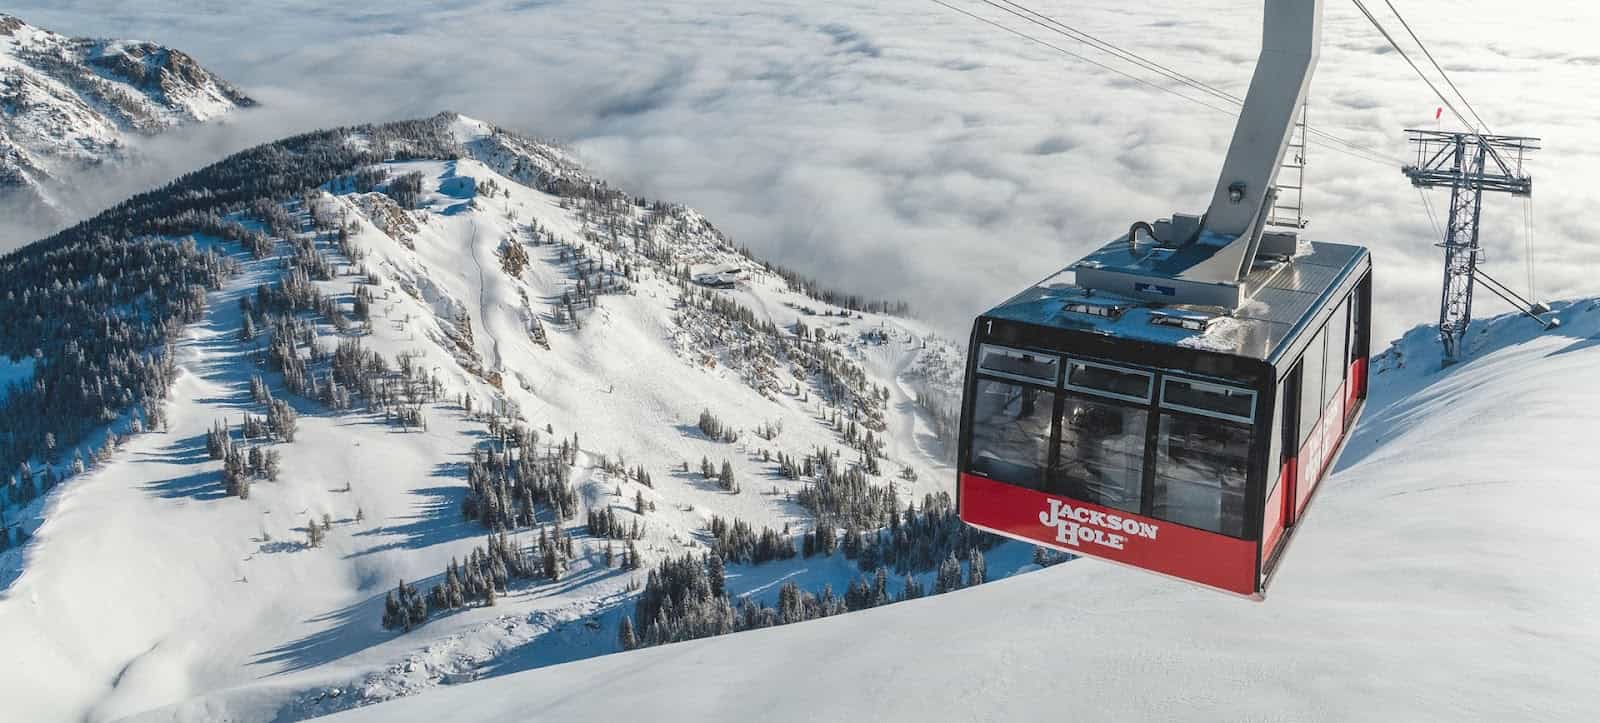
top-left (1402, 130), bottom-right (1538, 195)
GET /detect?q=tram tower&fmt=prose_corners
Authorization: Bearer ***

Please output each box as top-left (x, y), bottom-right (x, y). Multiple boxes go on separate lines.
top-left (1402, 130), bottom-right (1548, 364)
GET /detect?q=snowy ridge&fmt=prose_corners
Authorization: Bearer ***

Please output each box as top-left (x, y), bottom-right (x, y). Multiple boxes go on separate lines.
top-left (322, 299), bottom-right (1600, 722)
top-left (0, 114), bottom-right (977, 723)
top-left (0, 12), bottom-right (252, 216)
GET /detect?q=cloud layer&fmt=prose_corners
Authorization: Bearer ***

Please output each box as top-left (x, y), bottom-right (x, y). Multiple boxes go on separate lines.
top-left (5, 0), bottom-right (1595, 346)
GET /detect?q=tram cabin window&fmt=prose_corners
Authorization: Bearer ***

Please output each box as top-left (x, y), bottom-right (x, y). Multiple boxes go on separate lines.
top-left (1299, 329), bottom-right (1326, 446)
top-left (1160, 377), bottom-right (1255, 423)
top-left (1065, 360), bottom-right (1152, 401)
top-left (1050, 360), bottom-right (1152, 511)
top-left (1054, 397), bottom-right (1147, 513)
top-left (1350, 279), bottom-right (1370, 362)
top-left (978, 345), bottom-right (1060, 385)
top-left (1152, 378), bottom-right (1255, 537)
top-left (969, 377), bottom-right (1055, 489)
top-left (1325, 300), bottom-right (1350, 407)
top-left (1267, 381), bottom-right (1289, 497)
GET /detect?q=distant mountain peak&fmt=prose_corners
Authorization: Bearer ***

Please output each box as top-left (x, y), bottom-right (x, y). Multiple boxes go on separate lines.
top-left (0, 13), bottom-right (253, 222)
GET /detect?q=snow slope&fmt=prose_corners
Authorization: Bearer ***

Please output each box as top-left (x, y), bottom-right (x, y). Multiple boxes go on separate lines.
top-left (326, 299), bottom-right (1600, 722)
top-left (0, 115), bottom-right (980, 722)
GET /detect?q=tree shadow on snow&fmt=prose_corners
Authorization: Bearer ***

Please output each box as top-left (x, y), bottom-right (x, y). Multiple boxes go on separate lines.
top-left (131, 436), bottom-right (211, 467)
top-left (344, 480), bottom-right (473, 558)
top-left (142, 469), bottom-right (228, 501)
top-left (250, 589), bottom-right (397, 676)
top-left (258, 539), bottom-right (308, 554)
top-left (344, 490), bottom-right (470, 558)
top-left (135, 435), bottom-right (230, 501)
top-left (669, 466), bottom-right (737, 496)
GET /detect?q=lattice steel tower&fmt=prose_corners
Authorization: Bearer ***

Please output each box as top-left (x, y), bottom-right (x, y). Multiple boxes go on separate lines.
top-left (1402, 129), bottom-right (1543, 363)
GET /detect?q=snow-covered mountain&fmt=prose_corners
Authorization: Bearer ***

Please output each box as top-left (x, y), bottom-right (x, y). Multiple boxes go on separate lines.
top-left (321, 296), bottom-right (1600, 723)
top-left (0, 113), bottom-right (982, 722)
top-left (0, 12), bottom-right (253, 221)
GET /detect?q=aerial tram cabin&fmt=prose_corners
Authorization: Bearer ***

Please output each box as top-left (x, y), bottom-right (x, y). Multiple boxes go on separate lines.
top-left (955, 0), bottom-right (1369, 598)
top-left (957, 236), bottom-right (1370, 598)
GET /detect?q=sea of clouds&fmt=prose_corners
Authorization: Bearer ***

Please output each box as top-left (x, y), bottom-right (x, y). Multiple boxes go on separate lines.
top-left (4, 0), bottom-right (1594, 345)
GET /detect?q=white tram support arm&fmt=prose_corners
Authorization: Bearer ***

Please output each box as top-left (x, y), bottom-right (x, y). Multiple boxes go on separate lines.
top-left (1182, 0), bottom-right (1322, 283)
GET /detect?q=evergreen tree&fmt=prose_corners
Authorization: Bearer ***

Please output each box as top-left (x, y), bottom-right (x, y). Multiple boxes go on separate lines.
top-left (901, 574), bottom-right (924, 601)
top-left (306, 517), bottom-right (325, 548)
top-left (262, 448), bottom-right (280, 480)
top-left (543, 545), bottom-right (561, 581)
top-left (268, 399), bottom-right (298, 442)
top-left (408, 585), bottom-right (428, 624)
top-left (967, 548), bottom-right (987, 587)
top-left (708, 552), bottom-right (726, 598)
top-left (935, 552), bottom-right (962, 594)
top-left (382, 590), bottom-right (403, 630)
top-left (618, 616), bottom-right (637, 651)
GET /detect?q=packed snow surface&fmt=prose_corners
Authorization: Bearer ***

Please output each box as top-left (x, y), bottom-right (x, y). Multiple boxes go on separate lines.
top-left (328, 298), bottom-right (1600, 722)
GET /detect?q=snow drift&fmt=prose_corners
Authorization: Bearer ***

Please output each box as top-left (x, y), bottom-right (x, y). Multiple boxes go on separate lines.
top-left (327, 298), bottom-right (1600, 722)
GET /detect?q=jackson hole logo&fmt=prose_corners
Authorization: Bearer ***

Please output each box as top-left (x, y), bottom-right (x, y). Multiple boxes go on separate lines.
top-left (1039, 498), bottom-right (1159, 551)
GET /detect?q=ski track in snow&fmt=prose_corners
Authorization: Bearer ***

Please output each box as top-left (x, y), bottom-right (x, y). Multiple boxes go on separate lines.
top-left (466, 219), bottom-right (503, 372)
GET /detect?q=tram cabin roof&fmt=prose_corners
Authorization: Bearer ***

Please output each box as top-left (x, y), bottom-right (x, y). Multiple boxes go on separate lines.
top-left (982, 237), bottom-right (1368, 365)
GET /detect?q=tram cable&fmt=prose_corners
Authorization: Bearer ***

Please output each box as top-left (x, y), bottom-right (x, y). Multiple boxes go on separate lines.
top-left (976, 0), bottom-right (1401, 166)
top-left (1348, 0), bottom-right (1494, 150)
top-left (992, 0), bottom-right (1241, 107)
top-left (1416, 187), bottom-right (1443, 244)
top-left (989, 0), bottom-right (1394, 167)
top-left (926, 0), bottom-right (1240, 116)
top-left (1378, 0), bottom-right (1494, 135)
top-left (929, 0), bottom-right (1401, 167)
top-left (1524, 195), bottom-right (1536, 297)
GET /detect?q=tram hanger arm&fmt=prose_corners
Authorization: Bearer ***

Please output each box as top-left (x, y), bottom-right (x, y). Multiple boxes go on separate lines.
top-left (1180, 0), bottom-right (1324, 285)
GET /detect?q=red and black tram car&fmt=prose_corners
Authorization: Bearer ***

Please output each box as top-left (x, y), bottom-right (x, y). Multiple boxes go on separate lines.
top-left (957, 240), bottom-right (1372, 599)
